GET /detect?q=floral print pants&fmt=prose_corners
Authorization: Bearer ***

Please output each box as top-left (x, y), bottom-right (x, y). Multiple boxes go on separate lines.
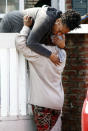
top-left (32, 105), bottom-right (61, 131)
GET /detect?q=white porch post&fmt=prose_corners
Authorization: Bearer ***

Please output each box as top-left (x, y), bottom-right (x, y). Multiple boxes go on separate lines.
top-left (51, 0), bottom-right (65, 12)
top-left (19, 0), bottom-right (24, 10)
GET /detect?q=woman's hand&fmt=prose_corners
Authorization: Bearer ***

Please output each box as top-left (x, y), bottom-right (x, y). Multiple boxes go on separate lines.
top-left (49, 53), bottom-right (60, 66)
top-left (52, 34), bottom-right (65, 48)
top-left (24, 15), bottom-right (32, 27)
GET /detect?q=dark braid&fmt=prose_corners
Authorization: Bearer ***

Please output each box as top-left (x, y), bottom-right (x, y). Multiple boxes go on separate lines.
top-left (61, 9), bottom-right (81, 30)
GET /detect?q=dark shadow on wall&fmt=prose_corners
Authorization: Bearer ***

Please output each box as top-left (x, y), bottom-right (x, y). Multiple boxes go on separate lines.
top-left (62, 34), bottom-right (87, 131)
top-left (34, 0), bottom-right (51, 7)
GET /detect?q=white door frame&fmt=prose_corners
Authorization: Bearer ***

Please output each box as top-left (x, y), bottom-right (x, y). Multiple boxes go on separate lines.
top-left (51, 0), bottom-right (65, 12)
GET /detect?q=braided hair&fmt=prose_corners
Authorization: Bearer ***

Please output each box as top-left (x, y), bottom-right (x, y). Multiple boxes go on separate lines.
top-left (61, 9), bottom-right (81, 31)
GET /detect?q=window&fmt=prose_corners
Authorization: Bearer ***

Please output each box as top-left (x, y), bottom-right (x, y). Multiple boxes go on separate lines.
top-left (0, 0), bottom-right (24, 18)
top-left (72, 0), bottom-right (88, 16)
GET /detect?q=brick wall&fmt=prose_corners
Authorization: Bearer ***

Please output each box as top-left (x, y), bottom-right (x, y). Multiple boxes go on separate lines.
top-left (63, 1), bottom-right (88, 131)
top-left (24, 0), bottom-right (39, 8)
top-left (62, 34), bottom-right (88, 131)
top-left (65, 0), bottom-right (72, 10)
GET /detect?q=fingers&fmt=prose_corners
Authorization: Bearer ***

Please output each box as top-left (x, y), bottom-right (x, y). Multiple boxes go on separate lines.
top-left (54, 37), bottom-right (59, 42)
top-left (24, 15), bottom-right (32, 22)
top-left (52, 36), bottom-right (59, 45)
top-left (24, 15), bottom-right (28, 21)
top-left (52, 35), bottom-right (65, 48)
top-left (62, 34), bottom-right (65, 39)
top-left (53, 36), bottom-right (63, 45)
top-left (56, 34), bottom-right (65, 40)
top-left (54, 56), bottom-right (60, 66)
top-left (49, 53), bottom-right (61, 66)
top-left (24, 15), bottom-right (32, 27)
top-left (54, 60), bottom-right (60, 66)
top-left (53, 35), bottom-right (62, 42)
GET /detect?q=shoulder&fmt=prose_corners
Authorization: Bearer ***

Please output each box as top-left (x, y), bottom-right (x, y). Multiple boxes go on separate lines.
top-left (46, 6), bottom-right (62, 27)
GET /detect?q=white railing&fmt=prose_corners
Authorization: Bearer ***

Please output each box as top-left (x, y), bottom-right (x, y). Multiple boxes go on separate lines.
top-left (0, 33), bottom-right (32, 120)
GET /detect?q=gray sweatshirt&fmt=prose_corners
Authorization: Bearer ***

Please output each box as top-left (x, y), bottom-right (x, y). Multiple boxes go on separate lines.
top-left (15, 25), bottom-right (66, 109)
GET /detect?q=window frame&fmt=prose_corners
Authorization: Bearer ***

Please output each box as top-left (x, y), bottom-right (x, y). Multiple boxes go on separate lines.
top-left (0, 0), bottom-right (24, 19)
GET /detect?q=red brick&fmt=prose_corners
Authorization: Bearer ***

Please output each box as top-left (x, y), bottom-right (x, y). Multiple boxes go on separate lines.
top-left (63, 71), bottom-right (77, 76)
top-left (63, 76), bottom-right (68, 81)
top-left (71, 65), bottom-right (88, 70)
top-left (79, 47), bottom-right (88, 52)
top-left (66, 0), bottom-right (72, 4)
top-left (67, 5), bottom-right (72, 9)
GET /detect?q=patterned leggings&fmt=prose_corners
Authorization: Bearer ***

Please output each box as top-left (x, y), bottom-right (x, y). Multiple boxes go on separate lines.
top-left (32, 105), bottom-right (61, 131)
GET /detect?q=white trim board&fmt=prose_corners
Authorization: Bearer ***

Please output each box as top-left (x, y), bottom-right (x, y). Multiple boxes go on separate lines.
top-left (69, 24), bottom-right (88, 34)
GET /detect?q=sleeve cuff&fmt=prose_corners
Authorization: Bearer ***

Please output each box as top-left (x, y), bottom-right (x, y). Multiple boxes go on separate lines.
top-left (20, 25), bottom-right (30, 36)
